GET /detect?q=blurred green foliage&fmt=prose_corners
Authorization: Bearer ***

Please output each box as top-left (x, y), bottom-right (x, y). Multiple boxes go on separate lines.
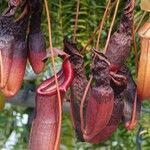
top-left (0, 0), bottom-right (150, 149)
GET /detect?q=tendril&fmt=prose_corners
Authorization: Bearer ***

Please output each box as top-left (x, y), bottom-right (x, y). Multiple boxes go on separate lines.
top-left (73, 0), bottom-right (80, 43)
top-left (44, 0), bottom-right (62, 149)
top-left (103, 0), bottom-right (120, 53)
